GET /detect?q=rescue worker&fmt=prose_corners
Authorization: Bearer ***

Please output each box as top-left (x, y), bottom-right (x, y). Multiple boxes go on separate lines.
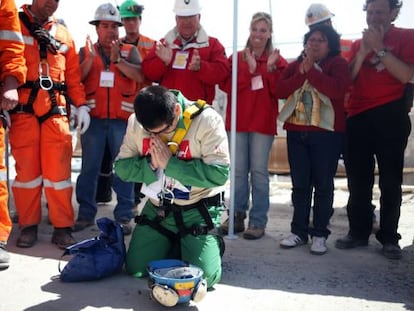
top-left (9, 0), bottom-right (90, 249)
top-left (305, 3), bottom-right (353, 61)
top-left (74, 3), bottom-right (144, 235)
top-left (142, 0), bottom-right (230, 104)
top-left (114, 85), bottom-right (230, 288)
top-left (96, 0), bottom-right (155, 206)
top-left (0, 0), bottom-right (27, 269)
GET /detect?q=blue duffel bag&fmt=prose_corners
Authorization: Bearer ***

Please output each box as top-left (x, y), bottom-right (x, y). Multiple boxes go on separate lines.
top-left (59, 217), bottom-right (126, 282)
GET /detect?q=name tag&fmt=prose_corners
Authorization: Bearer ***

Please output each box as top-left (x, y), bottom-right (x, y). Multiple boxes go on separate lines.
top-left (251, 75), bottom-right (264, 91)
top-left (100, 71), bottom-right (115, 88)
top-left (172, 51), bottom-right (189, 69)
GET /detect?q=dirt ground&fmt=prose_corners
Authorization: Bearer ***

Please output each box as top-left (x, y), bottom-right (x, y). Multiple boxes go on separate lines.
top-left (1, 168), bottom-right (413, 311)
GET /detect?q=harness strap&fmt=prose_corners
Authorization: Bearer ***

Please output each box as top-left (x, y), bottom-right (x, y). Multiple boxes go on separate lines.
top-left (135, 214), bottom-right (177, 243)
top-left (135, 192), bottom-right (223, 240)
top-left (169, 99), bottom-right (208, 155)
top-left (11, 80), bottom-right (68, 122)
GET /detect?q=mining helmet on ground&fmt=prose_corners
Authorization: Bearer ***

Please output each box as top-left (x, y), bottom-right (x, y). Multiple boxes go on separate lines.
top-left (173, 0), bottom-right (202, 17)
top-left (89, 3), bottom-right (122, 26)
top-left (119, 0), bottom-right (144, 19)
top-left (305, 3), bottom-right (335, 27)
top-left (147, 259), bottom-right (207, 307)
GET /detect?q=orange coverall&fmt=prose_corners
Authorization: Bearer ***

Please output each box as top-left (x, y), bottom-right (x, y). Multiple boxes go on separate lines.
top-left (0, 0), bottom-right (27, 243)
top-left (9, 5), bottom-right (85, 229)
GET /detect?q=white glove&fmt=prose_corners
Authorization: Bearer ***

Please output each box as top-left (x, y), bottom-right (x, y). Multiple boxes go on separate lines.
top-left (77, 105), bottom-right (90, 134)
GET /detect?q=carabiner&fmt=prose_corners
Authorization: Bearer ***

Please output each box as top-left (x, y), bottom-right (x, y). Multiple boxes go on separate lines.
top-left (38, 61), bottom-right (53, 90)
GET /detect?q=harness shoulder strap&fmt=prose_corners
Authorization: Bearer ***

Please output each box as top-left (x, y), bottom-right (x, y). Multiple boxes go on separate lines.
top-left (168, 99), bottom-right (208, 155)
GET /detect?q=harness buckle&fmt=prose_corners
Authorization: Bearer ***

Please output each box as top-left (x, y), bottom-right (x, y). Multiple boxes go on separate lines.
top-left (38, 62), bottom-right (53, 91)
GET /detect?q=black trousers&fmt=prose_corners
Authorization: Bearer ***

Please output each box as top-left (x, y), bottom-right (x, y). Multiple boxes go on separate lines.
top-left (96, 143), bottom-right (143, 204)
top-left (345, 99), bottom-right (411, 244)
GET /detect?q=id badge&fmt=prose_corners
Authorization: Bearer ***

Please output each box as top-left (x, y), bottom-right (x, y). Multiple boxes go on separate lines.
top-left (251, 75), bottom-right (264, 91)
top-left (172, 51), bottom-right (189, 69)
top-left (99, 71), bottom-right (115, 88)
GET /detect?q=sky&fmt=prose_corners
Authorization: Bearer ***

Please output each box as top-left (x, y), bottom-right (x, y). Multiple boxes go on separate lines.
top-left (15, 0), bottom-right (414, 59)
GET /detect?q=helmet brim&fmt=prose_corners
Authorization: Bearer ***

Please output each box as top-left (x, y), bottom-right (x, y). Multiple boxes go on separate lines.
top-left (89, 20), bottom-right (123, 26)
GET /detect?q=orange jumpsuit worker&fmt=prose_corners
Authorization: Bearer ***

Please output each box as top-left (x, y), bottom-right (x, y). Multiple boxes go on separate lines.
top-left (9, 0), bottom-right (90, 249)
top-left (0, 0), bottom-right (27, 270)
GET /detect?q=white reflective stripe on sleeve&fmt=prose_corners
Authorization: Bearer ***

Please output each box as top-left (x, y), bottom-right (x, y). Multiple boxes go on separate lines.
top-left (43, 178), bottom-right (72, 190)
top-left (0, 30), bottom-right (24, 43)
top-left (121, 101), bottom-right (134, 113)
top-left (0, 171), bottom-right (7, 182)
top-left (22, 35), bottom-right (34, 45)
top-left (59, 44), bottom-right (69, 54)
top-left (13, 176), bottom-right (43, 189)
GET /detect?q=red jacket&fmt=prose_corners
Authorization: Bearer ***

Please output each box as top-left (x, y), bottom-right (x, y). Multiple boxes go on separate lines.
top-left (346, 26), bottom-right (414, 117)
top-left (142, 27), bottom-right (230, 103)
top-left (277, 55), bottom-right (350, 132)
top-left (222, 50), bottom-right (288, 135)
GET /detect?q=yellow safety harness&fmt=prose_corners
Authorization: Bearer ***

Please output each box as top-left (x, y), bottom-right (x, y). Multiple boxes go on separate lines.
top-left (168, 99), bottom-right (207, 155)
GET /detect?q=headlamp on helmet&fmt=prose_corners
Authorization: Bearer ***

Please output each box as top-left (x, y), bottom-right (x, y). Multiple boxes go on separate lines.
top-left (119, 0), bottom-right (144, 19)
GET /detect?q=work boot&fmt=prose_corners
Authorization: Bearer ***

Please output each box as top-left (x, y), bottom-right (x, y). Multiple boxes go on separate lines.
top-left (381, 243), bottom-right (402, 260)
top-left (220, 213), bottom-right (245, 235)
top-left (243, 226), bottom-right (265, 240)
top-left (0, 242), bottom-right (10, 270)
top-left (16, 225), bottom-right (38, 248)
top-left (335, 234), bottom-right (368, 249)
top-left (52, 227), bottom-right (76, 249)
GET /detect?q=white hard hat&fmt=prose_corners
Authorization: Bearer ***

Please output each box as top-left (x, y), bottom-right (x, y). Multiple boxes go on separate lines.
top-left (173, 0), bottom-right (202, 16)
top-left (305, 3), bottom-right (335, 26)
top-left (89, 3), bottom-right (122, 26)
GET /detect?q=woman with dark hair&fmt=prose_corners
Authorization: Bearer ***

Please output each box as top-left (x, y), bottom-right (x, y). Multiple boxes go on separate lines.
top-left (277, 25), bottom-right (351, 254)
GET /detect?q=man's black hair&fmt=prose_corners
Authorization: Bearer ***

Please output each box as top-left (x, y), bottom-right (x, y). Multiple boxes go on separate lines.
top-left (134, 85), bottom-right (176, 130)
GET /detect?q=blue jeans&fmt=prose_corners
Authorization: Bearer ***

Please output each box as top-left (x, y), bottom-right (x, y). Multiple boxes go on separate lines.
top-left (228, 132), bottom-right (274, 228)
top-left (76, 118), bottom-right (134, 223)
top-left (287, 130), bottom-right (343, 241)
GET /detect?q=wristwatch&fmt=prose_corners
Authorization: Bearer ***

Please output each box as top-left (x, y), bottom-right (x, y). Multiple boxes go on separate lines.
top-left (376, 48), bottom-right (388, 58)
